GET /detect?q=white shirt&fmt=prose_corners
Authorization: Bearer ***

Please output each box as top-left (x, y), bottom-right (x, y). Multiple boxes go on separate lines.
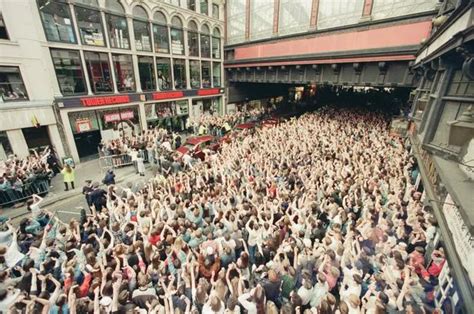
top-left (238, 292), bottom-right (257, 314)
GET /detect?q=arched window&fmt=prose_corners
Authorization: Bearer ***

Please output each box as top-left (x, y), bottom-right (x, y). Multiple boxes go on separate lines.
top-left (188, 20), bottom-right (199, 57)
top-left (75, 0), bottom-right (105, 46)
top-left (105, 0), bottom-right (130, 49)
top-left (200, 24), bottom-right (210, 58)
top-left (200, 0), bottom-right (209, 15)
top-left (153, 12), bottom-right (169, 53)
top-left (37, 0), bottom-right (76, 43)
top-left (133, 6), bottom-right (151, 51)
top-left (170, 16), bottom-right (184, 55)
top-left (212, 27), bottom-right (221, 59)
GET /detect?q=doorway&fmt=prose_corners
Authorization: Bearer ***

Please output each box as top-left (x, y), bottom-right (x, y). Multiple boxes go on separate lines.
top-left (22, 126), bottom-right (52, 151)
top-left (74, 130), bottom-right (102, 160)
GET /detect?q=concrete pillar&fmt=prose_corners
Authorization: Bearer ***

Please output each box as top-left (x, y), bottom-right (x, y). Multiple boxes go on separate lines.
top-left (361, 0), bottom-right (374, 21)
top-left (47, 124), bottom-right (66, 159)
top-left (6, 129), bottom-right (29, 158)
top-left (138, 103), bottom-right (148, 131)
top-left (310, 0), bottom-right (320, 29)
top-left (245, 0), bottom-right (250, 41)
top-left (272, 0), bottom-right (280, 35)
top-left (59, 110), bottom-right (80, 163)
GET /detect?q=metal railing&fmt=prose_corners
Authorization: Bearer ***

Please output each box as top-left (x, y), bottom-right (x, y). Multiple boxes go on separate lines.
top-left (0, 180), bottom-right (50, 207)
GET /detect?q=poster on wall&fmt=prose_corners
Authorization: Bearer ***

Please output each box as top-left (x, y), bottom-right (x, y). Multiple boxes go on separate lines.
top-left (104, 113), bottom-right (121, 123)
top-left (120, 110), bottom-right (134, 120)
top-left (75, 119), bottom-right (92, 133)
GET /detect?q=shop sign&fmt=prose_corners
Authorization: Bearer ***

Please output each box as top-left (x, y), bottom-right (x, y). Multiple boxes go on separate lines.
top-left (152, 91), bottom-right (184, 100)
top-left (442, 194), bottom-right (474, 285)
top-left (75, 119), bottom-right (92, 133)
top-left (120, 110), bottom-right (134, 120)
top-left (81, 95), bottom-right (130, 107)
top-left (197, 88), bottom-right (222, 96)
top-left (104, 113), bottom-right (121, 122)
top-left (171, 40), bottom-right (184, 55)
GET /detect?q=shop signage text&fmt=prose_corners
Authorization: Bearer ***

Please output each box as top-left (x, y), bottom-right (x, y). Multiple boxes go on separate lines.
top-left (153, 91), bottom-right (184, 100)
top-left (81, 95), bottom-right (130, 107)
top-left (104, 110), bottom-right (134, 123)
top-left (197, 88), bottom-right (222, 96)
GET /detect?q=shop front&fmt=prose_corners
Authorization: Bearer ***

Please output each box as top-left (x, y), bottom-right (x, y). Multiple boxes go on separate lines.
top-left (67, 105), bottom-right (141, 159)
top-left (57, 88), bottom-right (225, 163)
top-left (145, 100), bottom-right (189, 132)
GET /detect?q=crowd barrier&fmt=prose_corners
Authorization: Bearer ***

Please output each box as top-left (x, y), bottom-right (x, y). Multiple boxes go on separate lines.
top-left (0, 180), bottom-right (50, 207)
top-left (99, 151), bottom-right (152, 172)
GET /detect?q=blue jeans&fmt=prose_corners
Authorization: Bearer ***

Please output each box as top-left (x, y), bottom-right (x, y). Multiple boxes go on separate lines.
top-left (248, 244), bottom-right (256, 265)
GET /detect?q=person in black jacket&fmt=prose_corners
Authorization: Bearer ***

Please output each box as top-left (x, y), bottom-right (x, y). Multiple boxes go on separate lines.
top-left (102, 169), bottom-right (116, 186)
top-left (89, 182), bottom-right (107, 212)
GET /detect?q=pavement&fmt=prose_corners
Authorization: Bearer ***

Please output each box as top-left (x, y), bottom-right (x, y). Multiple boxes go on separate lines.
top-left (1, 158), bottom-right (155, 224)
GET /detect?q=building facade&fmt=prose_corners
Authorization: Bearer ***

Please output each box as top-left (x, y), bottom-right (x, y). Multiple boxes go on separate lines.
top-left (1, 0), bottom-right (225, 163)
top-left (409, 1), bottom-right (473, 311)
top-left (224, 0), bottom-right (439, 104)
top-left (0, 0), bottom-right (66, 160)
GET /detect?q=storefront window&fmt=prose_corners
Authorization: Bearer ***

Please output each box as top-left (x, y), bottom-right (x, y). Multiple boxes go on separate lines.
top-left (112, 54), bottom-right (135, 92)
top-left (212, 28), bottom-right (221, 59)
top-left (37, 0), bottom-right (76, 43)
top-left (201, 61), bottom-right (211, 88)
top-left (188, 21), bottom-right (199, 57)
top-left (68, 110), bottom-right (100, 134)
top-left (84, 51), bottom-right (113, 93)
top-left (133, 6), bottom-right (152, 51)
top-left (170, 17), bottom-right (184, 55)
top-left (153, 12), bottom-right (169, 54)
top-left (190, 60), bottom-right (200, 89)
top-left (50, 49), bottom-right (87, 96)
top-left (200, 24), bottom-right (211, 58)
top-left (173, 59), bottom-right (187, 89)
top-left (212, 4), bottom-right (219, 19)
top-left (0, 131), bottom-right (13, 160)
top-left (212, 62), bottom-right (221, 87)
top-left (105, 4), bottom-right (130, 50)
top-left (200, 0), bottom-right (209, 15)
top-left (156, 58), bottom-right (171, 91)
top-left (187, 0), bottom-right (196, 11)
top-left (0, 66), bottom-right (29, 101)
top-left (138, 56), bottom-right (155, 91)
top-left (98, 106), bottom-right (140, 138)
top-left (75, 6), bottom-right (105, 46)
top-left (146, 101), bottom-right (188, 131)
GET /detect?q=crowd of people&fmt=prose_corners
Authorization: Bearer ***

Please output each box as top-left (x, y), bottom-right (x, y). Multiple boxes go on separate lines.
top-left (0, 107), bottom-right (447, 313)
top-left (0, 147), bottom-right (60, 206)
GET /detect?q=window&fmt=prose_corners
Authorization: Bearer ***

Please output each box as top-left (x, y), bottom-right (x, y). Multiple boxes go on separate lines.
top-left (170, 17), bottom-right (184, 55)
top-left (156, 58), bottom-right (171, 91)
top-left (173, 59), bottom-right (187, 89)
top-left (50, 49), bottom-right (87, 96)
top-left (212, 4), bottom-right (219, 19)
top-left (250, 0), bottom-right (273, 40)
top-left (317, 0), bottom-right (364, 30)
top-left (37, 0), bottom-right (76, 43)
top-left (201, 61), bottom-right (211, 88)
top-left (0, 14), bottom-right (9, 40)
top-left (75, 6), bottom-right (105, 46)
top-left (133, 6), bottom-right (152, 51)
top-left (212, 28), bottom-right (221, 59)
top-left (84, 51), bottom-right (113, 93)
top-left (227, 0), bottom-right (245, 44)
top-left (105, 2), bottom-right (129, 49)
top-left (212, 62), bottom-right (221, 87)
top-left (138, 56), bottom-right (155, 91)
top-left (190, 60), bottom-right (200, 89)
top-left (187, 0), bottom-right (196, 11)
top-left (279, 0), bottom-right (312, 35)
top-left (153, 12), bottom-right (169, 54)
top-left (0, 131), bottom-right (13, 160)
top-left (0, 66), bottom-right (28, 101)
top-left (200, 24), bottom-right (211, 58)
top-left (200, 0), bottom-right (209, 15)
top-left (168, 0), bottom-right (181, 6)
top-left (188, 21), bottom-right (199, 57)
top-left (112, 54), bottom-right (135, 92)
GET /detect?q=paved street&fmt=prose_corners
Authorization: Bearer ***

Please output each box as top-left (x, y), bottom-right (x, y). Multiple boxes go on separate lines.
top-left (2, 158), bottom-right (155, 224)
